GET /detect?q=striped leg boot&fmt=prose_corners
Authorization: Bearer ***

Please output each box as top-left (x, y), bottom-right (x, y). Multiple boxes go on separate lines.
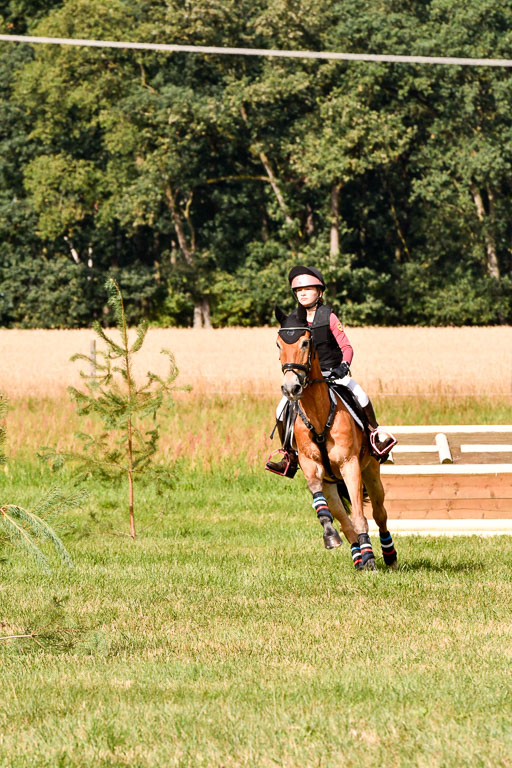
top-left (379, 530), bottom-right (397, 567)
top-left (312, 492), bottom-right (342, 550)
top-left (357, 532), bottom-right (376, 570)
top-left (351, 543), bottom-right (363, 570)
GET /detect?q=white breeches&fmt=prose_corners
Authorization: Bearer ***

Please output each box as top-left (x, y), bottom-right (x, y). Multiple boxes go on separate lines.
top-left (276, 375), bottom-right (369, 420)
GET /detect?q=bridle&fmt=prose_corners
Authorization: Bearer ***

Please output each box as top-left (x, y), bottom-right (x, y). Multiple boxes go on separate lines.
top-left (279, 327), bottom-right (325, 389)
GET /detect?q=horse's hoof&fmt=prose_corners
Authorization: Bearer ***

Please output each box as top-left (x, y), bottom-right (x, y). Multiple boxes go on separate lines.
top-left (322, 524), bottom-right (342, 550)
top-left (387, 560), bottom-right (398, 570)
top-left (363, 557), bottom-right (376, 571)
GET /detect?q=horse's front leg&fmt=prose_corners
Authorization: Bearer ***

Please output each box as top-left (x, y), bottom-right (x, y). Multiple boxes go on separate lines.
top-left (342, 456), bottom-right (376, 570)
top-left (322, 483), bottom-right (363, 570)
top-left (299, 455), bottom-right (343, 550)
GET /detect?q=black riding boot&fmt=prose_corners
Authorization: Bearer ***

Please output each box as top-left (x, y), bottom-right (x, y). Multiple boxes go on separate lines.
top-left (265, 420), bottom-right (299, 478)
top-left (362, 400), bottom-right (395, 458)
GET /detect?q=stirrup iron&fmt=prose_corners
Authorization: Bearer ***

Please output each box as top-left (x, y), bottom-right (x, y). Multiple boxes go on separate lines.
top-left (265, 449), bottom-right (298, 478)
top-left (369, 428), bottom-right (397, 457)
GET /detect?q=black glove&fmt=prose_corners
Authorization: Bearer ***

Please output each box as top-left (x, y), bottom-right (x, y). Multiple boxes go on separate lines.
top-left (332, 361), bottom-right (350, 379)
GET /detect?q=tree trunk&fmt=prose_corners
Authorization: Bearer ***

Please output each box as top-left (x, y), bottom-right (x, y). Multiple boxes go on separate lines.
top-left (240, 105), bottom-right (294, 228)
top-left (64, 236), bottom-right (80, 264)
top-left (330, 182), bottom-right (342, 263)
top-left (193, 298), bottom-right (212, 329)
top-left (201, 297), bottom-right (212, 328)
top-left (257, 148), bottom-right (294, 227)
top-left (165, 181), bottom-right (211, 325)
top-left (165, 182), bottom-right (194, 266)
top-left (305, 204), bottom-right (315, 237)
top-left (470, 182), bottom-right (500, 280)
top-left (193, 304), bottom-right (203, 328)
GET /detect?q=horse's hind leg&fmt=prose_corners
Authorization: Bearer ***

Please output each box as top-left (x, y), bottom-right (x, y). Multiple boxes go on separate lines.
top-left (362, 459), bottom-right (398, 568)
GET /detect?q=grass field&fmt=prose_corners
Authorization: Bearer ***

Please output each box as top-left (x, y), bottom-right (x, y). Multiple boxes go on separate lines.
top-left (1, 328), bottom-right (512, 766)
top-left (2, 458), bottom-right (512, 767)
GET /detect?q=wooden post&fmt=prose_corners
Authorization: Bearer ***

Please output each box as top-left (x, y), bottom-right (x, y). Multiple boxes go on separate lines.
top-left (90, 339), bottom-right (96, 379)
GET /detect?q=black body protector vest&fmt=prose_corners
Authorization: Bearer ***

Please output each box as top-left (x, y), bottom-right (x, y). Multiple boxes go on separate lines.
top-left (288, 304), bottom-right (343, 370)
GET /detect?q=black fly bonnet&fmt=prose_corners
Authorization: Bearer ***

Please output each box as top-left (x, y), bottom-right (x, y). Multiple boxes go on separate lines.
top-left (275, 304), bottom-right (309, 343)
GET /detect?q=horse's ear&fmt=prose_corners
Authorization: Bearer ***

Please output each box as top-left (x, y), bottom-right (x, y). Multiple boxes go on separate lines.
top-left (296, 303), bottom-right (307, 324)
top-left (274, 305), bottom-right (287, 325)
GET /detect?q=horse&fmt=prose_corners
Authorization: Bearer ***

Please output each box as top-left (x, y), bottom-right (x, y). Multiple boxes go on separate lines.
top-left (275, 314), bottom-right (397, 571)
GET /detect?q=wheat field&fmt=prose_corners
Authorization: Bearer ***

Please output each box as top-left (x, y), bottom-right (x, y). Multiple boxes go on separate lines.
top-left (1, 326), bottom-right (511, 398)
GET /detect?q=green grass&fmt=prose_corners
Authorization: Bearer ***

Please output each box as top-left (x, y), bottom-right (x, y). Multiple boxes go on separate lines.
top-left (2, 463), bottom-right (512, 767)
top-left (1, 395), bottom-right (512, 767)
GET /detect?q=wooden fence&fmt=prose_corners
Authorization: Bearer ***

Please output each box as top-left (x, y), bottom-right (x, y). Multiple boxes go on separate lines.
top-left (380, 426), bottom-right (512, 520)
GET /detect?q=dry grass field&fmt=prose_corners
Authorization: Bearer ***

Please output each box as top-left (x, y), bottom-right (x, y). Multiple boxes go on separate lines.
top-left (1, 325), bottom-right (512, 398)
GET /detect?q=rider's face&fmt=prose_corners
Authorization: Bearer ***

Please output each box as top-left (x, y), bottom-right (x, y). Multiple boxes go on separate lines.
top-left (296, 286), bottom-right (321, 307)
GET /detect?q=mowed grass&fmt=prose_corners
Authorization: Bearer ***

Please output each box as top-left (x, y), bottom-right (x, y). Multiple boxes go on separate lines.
top-left (1, 395), bottom-right (512, 767)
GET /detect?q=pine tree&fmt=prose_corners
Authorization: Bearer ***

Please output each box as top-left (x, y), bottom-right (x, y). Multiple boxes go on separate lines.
top-left (63, 278), bottom-right (179, 538)
top-left (0, 394), bottom-right (78, 571)
top-left (0, 393), bottom-right (6, 467)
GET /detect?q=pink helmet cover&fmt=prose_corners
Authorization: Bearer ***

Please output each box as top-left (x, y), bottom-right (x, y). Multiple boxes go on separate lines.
top-left (291, 273), bottom-right (324, 290)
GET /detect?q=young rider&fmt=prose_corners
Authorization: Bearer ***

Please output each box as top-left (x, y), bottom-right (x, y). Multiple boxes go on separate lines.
top-left (266, 265), bottom-right (395, 476)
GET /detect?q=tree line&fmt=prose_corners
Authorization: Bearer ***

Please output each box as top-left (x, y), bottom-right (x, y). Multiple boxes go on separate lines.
top-left (1, 0), bottom-right (512, 328)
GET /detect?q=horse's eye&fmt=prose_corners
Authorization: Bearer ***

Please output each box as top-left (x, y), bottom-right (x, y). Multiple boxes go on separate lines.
top-left (301, 339), bottom-right (309, 349)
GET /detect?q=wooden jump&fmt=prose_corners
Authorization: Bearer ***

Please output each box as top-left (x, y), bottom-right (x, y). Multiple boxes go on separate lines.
top-left (379, 425), bottom-right (512, 522)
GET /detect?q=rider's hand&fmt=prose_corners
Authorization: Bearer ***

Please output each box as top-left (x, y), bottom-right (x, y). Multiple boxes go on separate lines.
top-left (333, 362), bottom-right (350, 379)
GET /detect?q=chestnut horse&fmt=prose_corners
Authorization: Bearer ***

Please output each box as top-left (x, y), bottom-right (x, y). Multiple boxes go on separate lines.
top-left (276, 319), bottom-right (397, 571)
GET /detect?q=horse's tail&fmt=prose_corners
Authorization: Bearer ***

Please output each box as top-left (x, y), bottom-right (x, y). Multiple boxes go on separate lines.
top-left (337, 480), bottom-right (369, 516)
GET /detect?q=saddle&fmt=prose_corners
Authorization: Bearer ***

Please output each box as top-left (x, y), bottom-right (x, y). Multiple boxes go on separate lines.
top-left (278, 381), bottom-right (384, 461)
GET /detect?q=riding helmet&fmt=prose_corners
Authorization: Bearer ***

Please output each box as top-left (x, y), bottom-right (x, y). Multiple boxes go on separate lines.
top-left (288, 265), bottom-right (326, 292)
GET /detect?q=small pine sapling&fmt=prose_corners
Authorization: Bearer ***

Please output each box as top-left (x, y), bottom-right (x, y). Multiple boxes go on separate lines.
top-left (0, 393), bottom-right (6, 467)
top-left (62, 278), bottom-right (179, 538)
top-left (0, 394), bottom-right (79, 571)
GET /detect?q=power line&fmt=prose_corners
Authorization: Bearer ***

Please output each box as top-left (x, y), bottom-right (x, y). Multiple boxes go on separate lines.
top-left (1, 33), bottom-right (512, 68)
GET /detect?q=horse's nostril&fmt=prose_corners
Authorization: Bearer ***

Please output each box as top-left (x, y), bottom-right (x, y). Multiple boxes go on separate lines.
top-left (291, 384), bottom-right (301, 396)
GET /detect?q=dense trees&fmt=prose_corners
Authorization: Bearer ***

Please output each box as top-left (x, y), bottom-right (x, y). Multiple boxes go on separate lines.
top-left (1, 0), bottom-right (512, 327)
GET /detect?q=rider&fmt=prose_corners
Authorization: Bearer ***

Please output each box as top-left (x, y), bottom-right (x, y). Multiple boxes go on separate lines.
top-left (266, 265), bottom-right (396, 476)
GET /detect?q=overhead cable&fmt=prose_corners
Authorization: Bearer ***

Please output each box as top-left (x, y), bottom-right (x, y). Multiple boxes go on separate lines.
top-left (1, 33), bottom-right (512, 67)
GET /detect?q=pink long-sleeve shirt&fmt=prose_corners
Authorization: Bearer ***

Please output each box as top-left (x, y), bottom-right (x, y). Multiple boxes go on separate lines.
top-left (329, 313), bottom-right (353, 365)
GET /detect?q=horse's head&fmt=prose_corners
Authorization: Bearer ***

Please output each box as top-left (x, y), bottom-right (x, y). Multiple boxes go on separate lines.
top-left (276, 325), bottom-right (314, 400)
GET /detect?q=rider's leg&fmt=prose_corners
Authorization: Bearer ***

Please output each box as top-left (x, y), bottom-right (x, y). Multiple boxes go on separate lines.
top-left (341, 377), bottom-right (395, 456)
top-left (361, 398), bottom-right (396, 455)
top-left (265, 397), bottom-right (299, 477)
